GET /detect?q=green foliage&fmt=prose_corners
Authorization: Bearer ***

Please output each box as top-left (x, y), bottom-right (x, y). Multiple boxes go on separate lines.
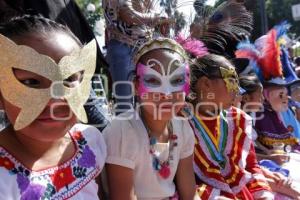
top-left (214, 0), bottom-right (226, 7)
top-left (76, 0), bottom-right (102, 12)
top-left (160, 0), bottom-right (186, 33)
top-left (75, 0), bottom-right (102, 28)
top-left (160, 0), bottom-right (177, 15)
top-left (213, 0), bottom-right (300, 39)
top-left (265, 0), bottom-right (300, 37)
top-left (194, 0), bottom-right (213, 17)
top-left (295, 47), bottom-right (300, 57)
top-left (174, 11), bottom-right (186, 33)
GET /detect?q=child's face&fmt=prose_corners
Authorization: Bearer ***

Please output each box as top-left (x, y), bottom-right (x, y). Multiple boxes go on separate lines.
top-left (290, 83), bottom-right (300, 102)
top-left (209, 78), bottom-right (237, 110)
top-left (136, 49), bottom-right (188, 120)
top-left (264, 86), bottom-right (288, 112)
top-left (194, 68), bottom-right (238, 111)
top-left (232, 94), bottom-right (242, 108)
top-left (0, 32), bottom-right (81, 141)
top-left (242, 87), bottom-right (264, 112)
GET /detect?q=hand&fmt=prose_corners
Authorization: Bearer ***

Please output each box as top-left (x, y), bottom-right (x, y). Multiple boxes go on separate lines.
top-left (272, 172), bottom-right (292, 187)
top-left (271, 172), bottom-right (286, 182)
top-left (268, 176), bottom-right (300, 199)
top-left (279, 182), bottom-right (300, 200)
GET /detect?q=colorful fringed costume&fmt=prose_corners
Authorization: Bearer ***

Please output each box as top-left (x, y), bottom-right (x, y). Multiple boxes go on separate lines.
top-left (255, 103), bottom-right (298, 148)
top-left (182, 107), bottom-right (273, 199)
top-left (235, 23), bottom-right (299, 149)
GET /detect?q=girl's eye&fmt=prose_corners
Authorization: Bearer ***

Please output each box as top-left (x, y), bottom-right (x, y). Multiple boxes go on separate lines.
top-left (13, 68), bottom-right (48, 89)
top-left (170, 75), bottom-right (185, 86)
top-left (63, 71), bottom-right (84, 88)
top-left (20, 79), bottom-right (41, 88)
top-left (228, 77), bottom-right (237, 83)
top-left (144, 77), bottom-right (161, 86)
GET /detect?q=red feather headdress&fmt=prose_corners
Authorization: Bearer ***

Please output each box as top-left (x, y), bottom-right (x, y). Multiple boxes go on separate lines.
top-left (256, 29), bottom-right (282, 80)
top-left (235, 28), bottom-right (283, 81)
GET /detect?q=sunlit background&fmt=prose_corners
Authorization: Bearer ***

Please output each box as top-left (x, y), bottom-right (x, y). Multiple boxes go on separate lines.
top-left (75, 0), bottom-right (300, 59)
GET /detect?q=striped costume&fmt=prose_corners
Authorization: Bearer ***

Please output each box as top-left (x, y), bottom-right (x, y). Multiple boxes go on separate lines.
top-left (184, 107), bottom-right (273, 199)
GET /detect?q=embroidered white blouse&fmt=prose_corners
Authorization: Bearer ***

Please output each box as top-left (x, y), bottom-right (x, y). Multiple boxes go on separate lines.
top-left (0, 124), bottom-right (106, 200)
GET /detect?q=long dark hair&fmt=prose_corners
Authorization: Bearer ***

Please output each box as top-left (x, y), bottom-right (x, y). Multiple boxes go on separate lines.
top-left (239, 74), bottom-right (262, 94)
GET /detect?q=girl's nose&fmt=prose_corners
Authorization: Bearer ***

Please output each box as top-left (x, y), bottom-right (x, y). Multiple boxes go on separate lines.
top-left (46, 98), bottom-right (66, 107)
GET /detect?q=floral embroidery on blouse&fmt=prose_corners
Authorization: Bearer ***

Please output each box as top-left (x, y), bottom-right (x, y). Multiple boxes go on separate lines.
top-left (0, 131), bottom-right (101, 200)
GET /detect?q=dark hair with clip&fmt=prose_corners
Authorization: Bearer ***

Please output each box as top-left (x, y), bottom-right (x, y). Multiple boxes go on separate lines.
top-left (190, 54), bottom-right (234, 92)
top-left (239, 74), bottom-right (262, 94)
top-left (0, 15), bottom-right (82, 47)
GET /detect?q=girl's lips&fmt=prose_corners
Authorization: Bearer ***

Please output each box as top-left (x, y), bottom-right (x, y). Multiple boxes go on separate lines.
top-left (37, 105), bottom-right (71, 120)
top-left (160, 105), bottom-right (173, 109)
top-left (37, 118), bottom-right (60, 123)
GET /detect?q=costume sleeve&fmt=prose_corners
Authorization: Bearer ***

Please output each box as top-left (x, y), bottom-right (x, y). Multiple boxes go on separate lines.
top-left (245, 143), bottom-right (274, 199)
top-left (103, 119), bottom-right (139, 169)
top-left (79, 124), bottom-right (107, 171)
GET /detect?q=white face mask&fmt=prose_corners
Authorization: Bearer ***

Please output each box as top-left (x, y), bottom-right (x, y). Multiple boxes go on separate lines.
top-left (0, 34), bottom-right (97, 130)
top-left (137, 58), bottom-right (190, 96)
top-left (264, 87), bottom-right (289, 112)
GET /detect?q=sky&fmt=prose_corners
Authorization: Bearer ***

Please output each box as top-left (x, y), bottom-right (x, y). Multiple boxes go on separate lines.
top-left (206, 0), bottom-right (217, 6)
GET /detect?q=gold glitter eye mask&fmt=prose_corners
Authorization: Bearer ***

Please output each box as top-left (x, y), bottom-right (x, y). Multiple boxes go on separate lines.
top-left (0, 34), bottom-right (97, 130)
top-left (220, 67), bottom-right (239, 93)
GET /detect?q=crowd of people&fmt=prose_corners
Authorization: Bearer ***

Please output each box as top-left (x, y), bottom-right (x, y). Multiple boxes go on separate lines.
top-left (0, 0), bottom-right (300, 199)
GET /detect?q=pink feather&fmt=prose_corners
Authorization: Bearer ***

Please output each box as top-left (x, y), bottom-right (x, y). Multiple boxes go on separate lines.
top-left (175, 34), bottom-right (208, 58)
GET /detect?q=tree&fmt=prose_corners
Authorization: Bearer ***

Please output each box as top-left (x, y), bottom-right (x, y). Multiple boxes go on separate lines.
top-left (213, 0), bottom-right (300, 39)
top-left (75, 0), bottom-right (102, 29)
top-left (160, 0), bottom-right (187, 33)
top-left (194, 0), bottom-right (205, 15)
top-left (193, 0), bottom-right (213, 17)
top-left (266, 0), bottom-right (300, 37)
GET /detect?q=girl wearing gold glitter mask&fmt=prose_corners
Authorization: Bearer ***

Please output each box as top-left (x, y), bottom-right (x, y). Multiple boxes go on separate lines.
top-left (103, 38), bottom-right (198, 200)
top-left (0, 15), bottom-right (106, 199)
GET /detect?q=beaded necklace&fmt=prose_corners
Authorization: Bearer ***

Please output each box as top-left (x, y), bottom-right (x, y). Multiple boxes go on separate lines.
top-left (140, 111), bottom-right (178, 179)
